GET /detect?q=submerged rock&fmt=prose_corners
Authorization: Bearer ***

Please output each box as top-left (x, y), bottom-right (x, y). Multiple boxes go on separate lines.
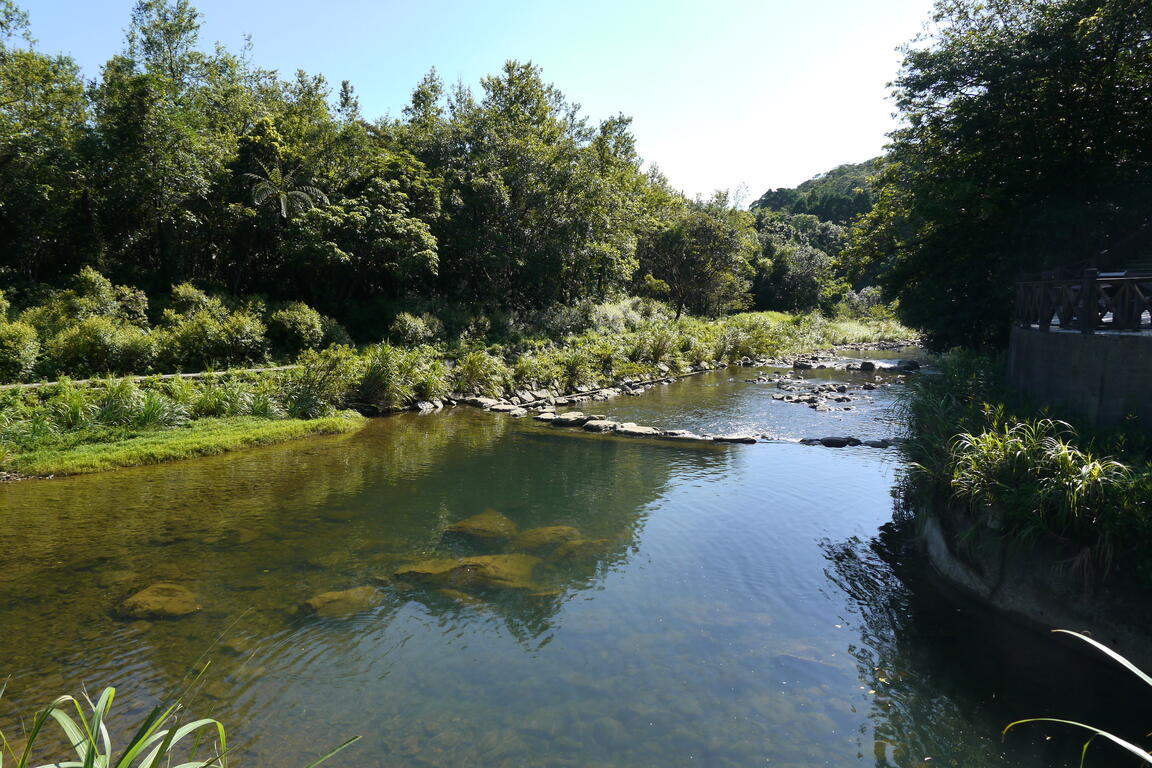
top-left (444, 509), bottom-right (518, 543)
top-left (394, 554), bottom-right (542, 591)
top-left (863, 439), bottom-right (892, 449)
top-left (512, 525), bottom-right (583, 553)
top-left (116, 583), bottom-right (201, 619)
top-left (551, 538), bottom-right (614, 563)
top-left (301, 586), bottom-right (381, 618)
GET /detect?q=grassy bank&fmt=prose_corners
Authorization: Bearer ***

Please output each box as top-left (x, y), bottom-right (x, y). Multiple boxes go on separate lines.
top-left (0, 307), bottom-right (912, 478)
top-left (899, 351), bottom-right (1152, 583)
top-left (5, 414), bottom-right (365, 477)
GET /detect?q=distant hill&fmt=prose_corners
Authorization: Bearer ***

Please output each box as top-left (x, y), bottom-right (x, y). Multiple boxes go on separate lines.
top-left (751, 158), bottom-right (881, 225)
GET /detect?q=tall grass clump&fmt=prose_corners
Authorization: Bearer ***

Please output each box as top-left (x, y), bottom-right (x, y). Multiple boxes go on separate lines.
top-left (357, 343), bottom-right (445, 409)
top-left (281, 346), bottom-right (362, 419)
top-left (452, 350), bottom-right (509, 397)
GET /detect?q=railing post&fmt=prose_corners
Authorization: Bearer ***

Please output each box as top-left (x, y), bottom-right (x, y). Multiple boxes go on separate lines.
top-left (1079, 268), bottom-right (1098, 334)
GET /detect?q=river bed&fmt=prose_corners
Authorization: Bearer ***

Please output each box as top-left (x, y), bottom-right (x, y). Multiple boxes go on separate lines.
top-left (0, 356), bottom-right (1143, 767)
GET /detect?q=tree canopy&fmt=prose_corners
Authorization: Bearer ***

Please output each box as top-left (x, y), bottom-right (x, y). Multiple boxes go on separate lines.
top-left (848, 0), bottom-right (1152, 348)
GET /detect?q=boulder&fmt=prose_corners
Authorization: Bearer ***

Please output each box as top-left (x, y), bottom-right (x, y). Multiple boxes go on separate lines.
top-left (511, 525), bottom-right (583, 553)
top-left (582, 420), bottom-right (620, 433)
top-left (300, 586), bottom-right (381, 618)
top-left (116, 583), bottom-right (201, 619)
top-left (799, 438), bottom-right (823, 445)
top-left (616, 423), bottom-right (662, 437)
top-left (489, 403), bottom-right (520, 413)
top-left (863, 439), bottom-right (892, 449)
top-left (466, 396), bottom-right (500, 408)
top-left (394, 554), bottom-right (542, 591)
top-left (508, 407), bottom-right (528, 417)
top-left (858, 361), bottom-right (876, 372)
top-left (533, 411), bottom-right (558, 422)
top-left (444, 509), bottom-right (518, 543)
top-left (551, 411), bottom-right (589, 427)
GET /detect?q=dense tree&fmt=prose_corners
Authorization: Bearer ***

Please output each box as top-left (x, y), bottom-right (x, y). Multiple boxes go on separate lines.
top-left (637, 193), bottom-right (757, 318)
top-left (849, 0), bottom-right (1152, 348)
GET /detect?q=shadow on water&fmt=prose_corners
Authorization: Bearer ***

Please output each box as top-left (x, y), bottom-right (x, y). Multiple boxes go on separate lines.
top-left (822, 505), bottom-right (1152, 767)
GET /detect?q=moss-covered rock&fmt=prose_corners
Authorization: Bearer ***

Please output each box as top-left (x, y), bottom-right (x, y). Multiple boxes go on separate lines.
top-left (394, 554), bottom-right (542, 591)
top-left (511, 525), bottom-right (582, 554)
top-left (443, 509), bottom-right (518, 543)
top-left (300, 586), bottom-right (381, 617)
top-left (116, 583), bottom-right (201, 619)
top-left (551, 539), bottom-right (614, 563)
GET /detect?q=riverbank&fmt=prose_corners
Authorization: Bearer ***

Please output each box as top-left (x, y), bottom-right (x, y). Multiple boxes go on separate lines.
top-left (0, 313), bottom-right (914, 478)
top-left (898, 350), bottom-right (1152, 663)
top-left (4, 414), bottom-right (366, 478)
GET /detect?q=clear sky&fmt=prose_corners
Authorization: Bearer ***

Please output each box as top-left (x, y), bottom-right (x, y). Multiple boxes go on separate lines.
top-left (21, 0), bottom-right (935, 200)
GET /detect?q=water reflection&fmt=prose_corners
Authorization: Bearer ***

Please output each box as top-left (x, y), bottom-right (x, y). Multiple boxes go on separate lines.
top-left (822, 518), bottom-right (1152, 767)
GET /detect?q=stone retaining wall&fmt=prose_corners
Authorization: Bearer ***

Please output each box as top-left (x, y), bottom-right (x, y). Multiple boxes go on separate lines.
top-left (1006, 326), bottom-right (1152, 426)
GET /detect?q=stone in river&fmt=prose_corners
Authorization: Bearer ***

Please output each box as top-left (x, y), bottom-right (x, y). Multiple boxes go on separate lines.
top-left (551, 411), bottom-right (589, 427)
top-left (615, 423), bottom-right (662, 437)
top-left (444, 509), bottom-right (518, 543)
top-left (489, 403), bottom-right (520, 413)
top-left (582, 420), bottom-right (619, 433)
top-left (712, 434), bottom-right (759, 444)
top-left (863, 439), bottom-right (891, 448)
top-left (551, 538), bottom-right (614, 562)
top-left (859, 361), bottom-right (876, 372)
top-left (819, 436), bottom-right (861, 448)
top-left (512, 526), bottom-right (583, 553)
top-left (394, 554), bottom-right (542, 591)
top-left (466, 396), bottom-right (500, 408)
top-left (533, 411), bottom-right (558, 422)
top-left (116, 583), bottom-right (201, 619)
top-left (508, 407), bottom-right (528, 417)
top-left (300, 586), bottom-right (381, 618)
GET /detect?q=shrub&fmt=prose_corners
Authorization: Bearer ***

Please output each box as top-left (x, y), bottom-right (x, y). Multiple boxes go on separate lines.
top-left (159, 310), bottom-right (267, 370)
top-left (0, 322), bottom-right (40, 382)
top-left (319, 315), bottom-right (353, 347)
top-left (44, 318), bottom-right (156, 377)
top-left (451, 350), bottom-right (508, 397)
top-left (389, 312), bottom-right (434, 345)
top-left (268, 302), bottom-right (324, 356)
top-left (192, 379), bottom-right (254, 418)
top-left (358, 343), bottom-right (416, 408)
top-left (282, 345), bottom-right (362, 419)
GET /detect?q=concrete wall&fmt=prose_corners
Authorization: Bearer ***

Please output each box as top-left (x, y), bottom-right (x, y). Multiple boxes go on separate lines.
top-left (1007, 326), bottom-right (1152, 427)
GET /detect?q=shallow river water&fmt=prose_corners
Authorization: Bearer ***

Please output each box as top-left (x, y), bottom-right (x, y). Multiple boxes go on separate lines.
top-left (0, 356), bottom-right (1145, 767)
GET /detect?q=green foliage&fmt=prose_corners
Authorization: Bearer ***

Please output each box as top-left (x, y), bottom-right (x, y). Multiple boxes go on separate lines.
top-left (268, 301), bottom-right (324, 355)
top-left (900, 350), bottom-right (1152, 580)
top-left (388, 312), bottom-right (435, 346)
top-left (0, 321), bottom-right (39, 381)
top-left (158, 303), bottom-right (267, 371)
top-left (357, 343), bottom-right (440, 409)
top-left (751, 159), bottom-right (880, 225)
top-left (44, 317), bottom-right (156, 377)
top-left (637, 193), bottom-right (757, 318)
top-left (849, 0), bottom-right (1152, 349)
top-left (452, 350), bottom-right (509, 397)
top-left (0, 683), bottom-right (226, 768)
top-left (281, 345), bottom-right (362, 419)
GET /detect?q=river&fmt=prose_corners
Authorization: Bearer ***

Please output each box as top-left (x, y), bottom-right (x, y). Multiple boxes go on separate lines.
top-left (0, 354), bottom-right (1144, 767)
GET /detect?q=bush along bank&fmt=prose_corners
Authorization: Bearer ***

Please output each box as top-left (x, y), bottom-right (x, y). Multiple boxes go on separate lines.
top-left (897, 351), bottom-right (1152, 660)
top-left (0, 311), bottom-right (913, 478)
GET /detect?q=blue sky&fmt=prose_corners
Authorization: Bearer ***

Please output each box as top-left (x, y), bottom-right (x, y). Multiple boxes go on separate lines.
top-left (21, 0), bottom-right (935, 199)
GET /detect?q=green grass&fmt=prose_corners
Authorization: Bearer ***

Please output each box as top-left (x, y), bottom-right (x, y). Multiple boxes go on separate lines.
top-left (5, 414), bottom-right (366, 477)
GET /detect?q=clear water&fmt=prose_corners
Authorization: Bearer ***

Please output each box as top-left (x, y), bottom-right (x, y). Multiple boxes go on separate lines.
top-left (0, 362), bottom-right (1144, 767)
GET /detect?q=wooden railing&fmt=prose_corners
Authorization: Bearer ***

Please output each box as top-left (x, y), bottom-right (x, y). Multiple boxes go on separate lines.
top-left (1016, 269), bottom-right (1152, 332)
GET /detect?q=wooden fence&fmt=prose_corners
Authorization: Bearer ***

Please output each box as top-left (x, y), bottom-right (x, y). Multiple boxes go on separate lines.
top-left (1015, 268), bottom-right (1152, 332)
